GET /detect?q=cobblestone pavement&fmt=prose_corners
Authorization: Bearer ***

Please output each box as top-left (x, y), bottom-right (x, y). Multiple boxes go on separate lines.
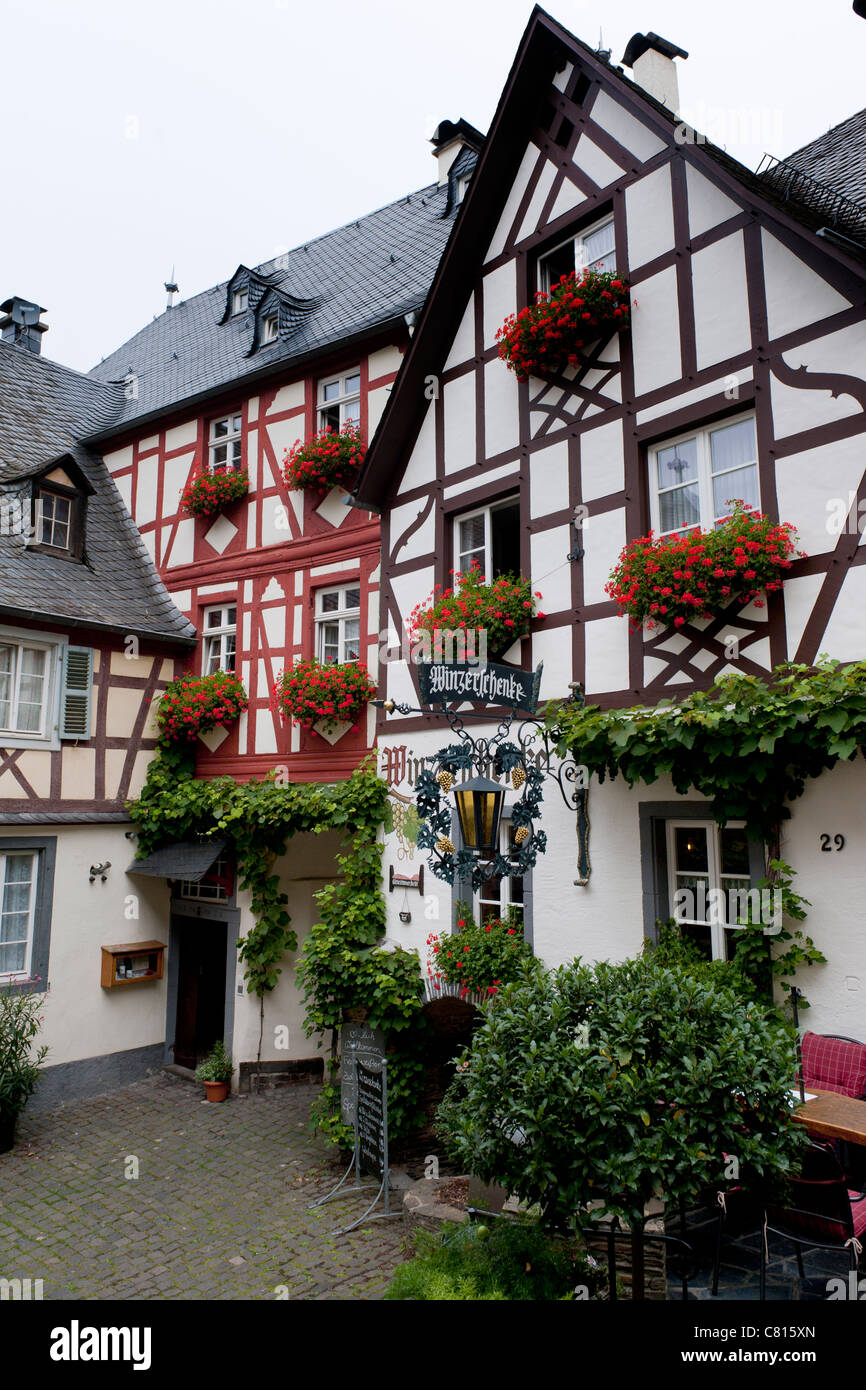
top-left (0, 1073), bottom-right (408, 1301)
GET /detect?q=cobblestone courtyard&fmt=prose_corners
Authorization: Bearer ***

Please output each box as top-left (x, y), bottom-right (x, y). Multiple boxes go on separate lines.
top-left (0, 1073), bottom-right (407, 1300)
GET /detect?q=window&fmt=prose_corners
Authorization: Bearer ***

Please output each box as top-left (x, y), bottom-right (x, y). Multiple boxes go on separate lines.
top-left (667, 820), bottom-right (753, 961)
top-left (208, 414), bottom-right (243, 473)
top-left (37, 491), bottom-right (72, 550)
top-left (318, 371), bottom-right (361, 433)
top-left (456, 173), bottom-right (472, 204)
top-left (0, 851), bottom-right (38, 978)
top-left (476, 822), bottom-right (525, 930)
top-left (261, 314), bottom-right (278, 344)
top-left (202, 606), bottom-right (237, 675)
top-left (454, 496), bottom-right (521, 580)
top-left (0, 640), bottom-right (50, 736)
top-left (178, 854), bottom-right (232, 904)
top-left (232, 288), bottom-right (248, 316)
top-left (538, 214), bottom-right (616, 291)
top-left (649, 415), bottom-right (759, 537)
top-left (315, 586), bottom-right (360, 664)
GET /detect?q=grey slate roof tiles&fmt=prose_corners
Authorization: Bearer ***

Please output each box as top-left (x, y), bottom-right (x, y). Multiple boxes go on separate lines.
top-left (88, 152), bottom-right (477, 432)
top-left (0, 339), bottom-right (196, 644)
top-left (781, 108), bottom-right (866, 208)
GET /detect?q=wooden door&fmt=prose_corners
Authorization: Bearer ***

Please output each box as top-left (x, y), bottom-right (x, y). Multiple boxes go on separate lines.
top-left (172, 917), bottom-right (227, 1070)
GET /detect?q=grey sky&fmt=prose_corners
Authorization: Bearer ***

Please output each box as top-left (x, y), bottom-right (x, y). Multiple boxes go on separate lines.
top-left (3, 0), bottom-right (864, 374)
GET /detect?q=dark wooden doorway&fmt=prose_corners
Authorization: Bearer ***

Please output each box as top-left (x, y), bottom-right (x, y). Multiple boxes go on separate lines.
top-left (172, 916), bottom-right (227, 1070)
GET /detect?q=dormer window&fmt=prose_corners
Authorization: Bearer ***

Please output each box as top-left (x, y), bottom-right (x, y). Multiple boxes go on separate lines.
top-left (262, 314), bottom-right (278, 344)
top-left (37, 491), bottom-right (71, 550)
top-left (232, 287), bottom-right (248, 316)
top-left (456, 173), bottom-right (472, 204)
top-left (29, 465), bottom-right (86, 561)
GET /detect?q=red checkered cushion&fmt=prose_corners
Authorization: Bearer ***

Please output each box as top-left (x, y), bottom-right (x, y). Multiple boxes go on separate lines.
top-left (802, 1032), bottom-right (866, 1099)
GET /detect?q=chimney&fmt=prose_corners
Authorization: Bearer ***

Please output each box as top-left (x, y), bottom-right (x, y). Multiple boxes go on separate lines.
top-left (621, 32), bottom-right (688, 112)
top-left (430, 118), bottom-right (485, 186)
top-left (0, 297), bottom-right (48, 354)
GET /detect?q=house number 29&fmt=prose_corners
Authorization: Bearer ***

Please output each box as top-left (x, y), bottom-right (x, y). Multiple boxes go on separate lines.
top-left (820, 833), bottom-right (845, 851)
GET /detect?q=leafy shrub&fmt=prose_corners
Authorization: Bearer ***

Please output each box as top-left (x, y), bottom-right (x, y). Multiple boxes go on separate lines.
top-left (194, 1039), bottom-right (233, 1083)
top-left (0, 981), bottom-right (48, 1117)
top-left (385, 1218), bottom-right (606, 1301)
top-left (436, 953), bottom-right (807, 1230)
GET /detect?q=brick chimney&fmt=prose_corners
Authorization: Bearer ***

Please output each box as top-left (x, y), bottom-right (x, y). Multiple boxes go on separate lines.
top-left (0, 297), bottom-right (48, 354)
top-left (430, 118), bottom-right (485, 186)
top-left (621, 32), bottom-right (688, 112)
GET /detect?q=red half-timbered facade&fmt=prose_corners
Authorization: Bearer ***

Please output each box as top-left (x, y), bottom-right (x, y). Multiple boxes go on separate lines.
top-left (356, 12), bottom-right (866, 1039)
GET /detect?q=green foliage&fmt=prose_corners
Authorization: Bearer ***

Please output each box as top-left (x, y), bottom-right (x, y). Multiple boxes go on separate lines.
top-left (0, 982), bottom-right (48, 1115)
top-left (194, 1039), bottom-right (234, 1083)
top-left (436, 953), bottom-right (807, 1231)
top-left (130, 752), bottom-right (428, 1143)
top-left (550, 657), bottom-right (866, 841)
top-left (651, 860), bottom-right (825, 1012)
top-left (427, 903), bottom-right (534, 997)
top-left (385, 1218), bottom-right (606, 1301)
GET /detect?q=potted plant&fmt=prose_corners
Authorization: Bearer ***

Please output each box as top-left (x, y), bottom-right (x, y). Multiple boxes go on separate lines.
top-left (156, 671), bottom-right (248, 743)
top-left (194, 1040), bottom-right (234, 1102)
top-left (270, 658), bottom-right (376, 735)
top-left (180, 469), bottom-right (249, 519)
top-left (0, 980), bottom-right (48, 1153)
top-left (282, 419), bottom-right (365, 492)
top-left (427, 904), bottom-right (533, 1000)
top-left (407, 562), bottom-right (544, 663)
top-left (496, 269), bottom-right (630, 382)
top-left (605, 500), bottom-right (806, 631)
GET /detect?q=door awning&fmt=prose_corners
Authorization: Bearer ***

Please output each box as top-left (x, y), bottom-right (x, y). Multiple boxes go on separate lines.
top-left (126, 838), bottom-right (228, 882)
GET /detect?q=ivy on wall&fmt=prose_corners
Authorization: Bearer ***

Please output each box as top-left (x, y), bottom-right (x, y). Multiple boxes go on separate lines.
top-left (129, 745), bottom-right (427, 1140)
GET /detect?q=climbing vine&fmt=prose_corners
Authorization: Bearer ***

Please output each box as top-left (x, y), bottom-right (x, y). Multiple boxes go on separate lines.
top-left (129, 744), bottom-right (427, 1140)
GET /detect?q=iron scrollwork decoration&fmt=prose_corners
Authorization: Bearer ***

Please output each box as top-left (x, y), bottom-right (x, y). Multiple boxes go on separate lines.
top-left (515, 715), bottom-right (591, 886)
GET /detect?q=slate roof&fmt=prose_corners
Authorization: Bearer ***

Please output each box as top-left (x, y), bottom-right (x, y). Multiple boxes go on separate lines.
top-left (0, 339), bottom-right (196, 645)
top-left (88, 149), bottom-right (478, 435)
top-left (781, 108), bottom-right (866, 207)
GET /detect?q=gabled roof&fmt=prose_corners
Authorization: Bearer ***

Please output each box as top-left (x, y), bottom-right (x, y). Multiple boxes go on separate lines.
top-left (0, 340), bottom-right (196, 646)
top-left (353, 6), bottom-right (866, 509)
top-left (780, 108), bottom-right (866, 207)
top-left (87, 148), bottom-right (478, 437)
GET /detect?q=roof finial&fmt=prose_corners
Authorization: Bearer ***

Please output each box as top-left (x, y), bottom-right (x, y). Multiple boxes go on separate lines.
top-left (597, 29), bottom-right (611, 63)
top-left (164, 267), bottom-right (179, 310)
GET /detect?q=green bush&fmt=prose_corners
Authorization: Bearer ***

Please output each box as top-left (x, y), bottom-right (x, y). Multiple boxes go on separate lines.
top-left (385, 1218), bottom-right (606, 1301)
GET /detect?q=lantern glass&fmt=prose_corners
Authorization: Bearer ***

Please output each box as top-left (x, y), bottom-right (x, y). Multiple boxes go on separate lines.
top-left (454, 776), bottom-right (505, 855)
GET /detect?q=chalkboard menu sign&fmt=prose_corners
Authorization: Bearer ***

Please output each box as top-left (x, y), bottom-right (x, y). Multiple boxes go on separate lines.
top-left (356, 1062), bottom-right (386, 1178)
top-left (340, 1022), bottom-right (385, 1124)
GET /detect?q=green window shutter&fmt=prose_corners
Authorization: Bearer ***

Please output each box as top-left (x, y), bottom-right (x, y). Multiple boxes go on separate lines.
top-left (59, 646), bottom-right (93, 740)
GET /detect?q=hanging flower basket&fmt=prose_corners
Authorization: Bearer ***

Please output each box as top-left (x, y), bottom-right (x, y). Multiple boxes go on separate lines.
top-left (496, 269), bottom-right (630, 381)
top-left (180, 469), bottom-right (249, 520)
top-left (605, 501), bottom-right (806, 631)
top-left (156, 672), bottom-right (248, 743)
top-left (426, 905), bottom-right (533, 999)
top-left (407, 563), bottom-right (544, 662)
top-left (282, 420), bottom-right (365, 492)
top-left (270, 658), bottom-right (376, 734)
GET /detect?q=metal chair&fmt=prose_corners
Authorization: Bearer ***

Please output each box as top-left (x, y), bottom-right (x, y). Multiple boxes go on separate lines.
top-left (760, 1142), bottom-right (866, 1299)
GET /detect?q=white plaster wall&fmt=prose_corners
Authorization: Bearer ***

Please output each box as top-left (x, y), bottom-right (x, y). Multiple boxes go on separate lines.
top-left (482, 265), bottom-right (516, 350)
top-left (103, 445), bottom-right (133, 476)
top-left (164, 421), bottom-right (197, 452)
top-left (584, 614), bottom-right (630, 694)
top-left (685, 164), bottom-right (740, 238)
top-left (390, 497), bottom-right (436, 558)
top-left (637, 370), bottom-right (753, 425)
top-left (486, 144), bottom-right (539, 262)
top-left (818, 567), bottom-right (866, 662)
top-left (516, 160), bottom-right (558, 243)
top-left (443, 374), bottom-right (476, 473)
top-left (691, 232), bottom-right (752, 369)
top-left (625, 165), bottom-right (674, 269)
top-left (1, 824), bottom-right (171, 1066)
top-left (775, 433), bottom-right (866, 558)
top-left (580, 419), bottom-right (625, 501)
top-left (591, 90), bottom-right (666, 162)
top-left (629, 266), bottom-right (681, 395)
top-left (398, 404), bottom-right (436, 496)
top-left (573, 135), bottom-right (621, 189)
top-left (581, 507), bottom-right (626, 605)
top-left (444, 300), bottom-right (476, 372)
top-left (530, 439), bottom-right (570, 518)
top-left (269, 381), bottom-right (305, 414)
top-left (762, 231), bottom-right (850, 342)
top-left (135, 461), bottom-right (158, 524)
top-left (484, 360), bottom-right (520, 459)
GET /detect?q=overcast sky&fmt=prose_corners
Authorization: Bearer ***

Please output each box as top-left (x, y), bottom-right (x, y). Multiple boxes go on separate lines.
top-left (3, 0), bottom-right (864, 373)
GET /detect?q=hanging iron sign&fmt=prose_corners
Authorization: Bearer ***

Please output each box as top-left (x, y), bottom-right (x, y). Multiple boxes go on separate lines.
top-left (418, 661), bottom-right (543, 714)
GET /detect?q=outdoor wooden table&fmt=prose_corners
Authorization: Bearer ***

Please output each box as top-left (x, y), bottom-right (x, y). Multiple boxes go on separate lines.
top-left (795, 1088), bottom-right (866, 1146)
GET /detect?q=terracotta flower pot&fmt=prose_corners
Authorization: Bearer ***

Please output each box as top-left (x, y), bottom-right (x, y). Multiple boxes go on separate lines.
top-left (203, 1080), bottom-right (229, 1103)
top-left (0, 1109), bottom-right (18, 1153)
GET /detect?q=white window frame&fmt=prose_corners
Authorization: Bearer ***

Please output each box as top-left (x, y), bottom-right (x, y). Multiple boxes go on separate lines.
top-left (317, 370), bottom-right (361, 433)
top-left (538, 213), bottom-right (616, 291)
top-left (453, 495), bottom-right (520, 582)
top-left (202, 605), bottom-right (237, 676)
top-left (208, 413), bottom-right (243, 473)
top-left (261, 313), bottom-right (278, 344)
top-left (475, 821), bottom-right (525, 930)
top-left (666, 818), bottom-right (752, 961)
top-left (36, 491), bottom-right (72, 550)
top-left (178, 854), bottom-right (231, 904)
top-left (231, 287), bottom-right (248, 316)
top-left (0, 629), bottom-right (65, 748)
top-left (648, 413), bottom-right (759, 538)
top-left (0, 849), bottom-right (38, 981)
top-left (315, 585), bottom-right (361, 665)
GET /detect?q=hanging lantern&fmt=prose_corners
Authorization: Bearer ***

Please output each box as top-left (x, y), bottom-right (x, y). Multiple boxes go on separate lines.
top-left (453, 775), bottom-right (505, 856)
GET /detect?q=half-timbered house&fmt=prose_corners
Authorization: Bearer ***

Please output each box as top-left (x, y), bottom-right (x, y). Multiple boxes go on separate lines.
top-left (0, 304), bottom-right (196, 1104)
top-left (354, 10), bottom-right (866, 1036)
top-left (82, 127), bottom-right (481, 1082)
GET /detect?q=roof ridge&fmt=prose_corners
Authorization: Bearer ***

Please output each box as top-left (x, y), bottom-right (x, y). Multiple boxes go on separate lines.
top-left (782, 106), bottom-right (866, 165)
